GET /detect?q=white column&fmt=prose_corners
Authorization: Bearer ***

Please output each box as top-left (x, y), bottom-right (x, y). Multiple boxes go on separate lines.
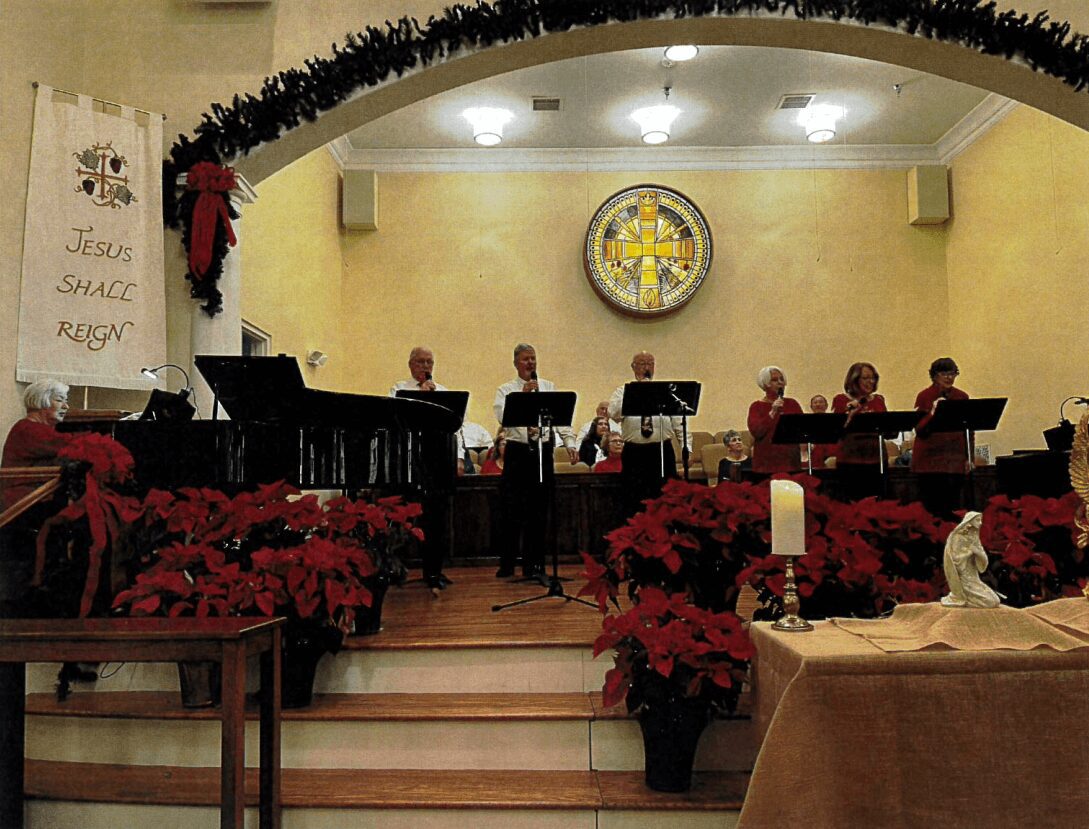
top-left (177, 174), bottom-right (257, 418)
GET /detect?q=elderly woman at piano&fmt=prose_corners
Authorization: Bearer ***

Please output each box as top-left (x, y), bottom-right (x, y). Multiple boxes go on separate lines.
top-left (0, 379), bottom-right (72, 614)
top-left (1, 379), bottom-right (71, 509)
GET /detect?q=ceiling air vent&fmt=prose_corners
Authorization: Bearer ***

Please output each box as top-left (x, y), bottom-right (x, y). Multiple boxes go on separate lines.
top-left (532, 97), bottom-right (562, 112)
top-left (777, 94), bottom-right (816, 110)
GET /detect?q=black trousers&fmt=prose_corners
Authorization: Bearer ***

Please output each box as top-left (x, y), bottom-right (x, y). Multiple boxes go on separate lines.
top-left (620, 440), bottom-right (677, 517)
top-left (416, 492), bottom-right (451, 581)
top-left (499, 440), bottom-right (554, 574)
top-left (917, 473), bottom-right (969, 519)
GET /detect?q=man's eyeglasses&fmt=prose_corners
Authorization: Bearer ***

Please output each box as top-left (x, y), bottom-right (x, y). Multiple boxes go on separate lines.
top-left (937, 371), bottom-right (959, 378)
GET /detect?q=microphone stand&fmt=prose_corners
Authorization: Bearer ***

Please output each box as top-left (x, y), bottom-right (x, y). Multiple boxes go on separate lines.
top-left (669, 384), bottom-right (694, 482)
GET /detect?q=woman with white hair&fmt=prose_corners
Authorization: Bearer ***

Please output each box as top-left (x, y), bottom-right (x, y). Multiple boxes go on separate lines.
top-left (746, 366), bottom-right (802, 474)
top-left (0, 379), bottom-right (72, 615)
top-left (0, 379), bottom-right (71, 512)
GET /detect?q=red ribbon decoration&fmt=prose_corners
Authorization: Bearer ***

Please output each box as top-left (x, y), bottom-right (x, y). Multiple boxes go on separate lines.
top-left (186, 162), bottom-right (238, 280)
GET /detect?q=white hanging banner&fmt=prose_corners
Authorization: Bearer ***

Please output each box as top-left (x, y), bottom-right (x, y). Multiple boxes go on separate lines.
top-left (17, 85), bottom-right (165, 389)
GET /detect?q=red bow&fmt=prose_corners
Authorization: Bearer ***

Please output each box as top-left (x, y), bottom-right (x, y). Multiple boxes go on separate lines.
top-left (186, 162), bottom-right (238, 280)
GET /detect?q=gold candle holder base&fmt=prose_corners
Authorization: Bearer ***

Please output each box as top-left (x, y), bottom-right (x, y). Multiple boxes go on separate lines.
top-left (771, 557), bottom-right (813, 632)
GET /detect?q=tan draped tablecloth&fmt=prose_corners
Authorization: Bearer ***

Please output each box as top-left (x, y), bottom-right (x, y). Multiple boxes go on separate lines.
top-left (738, 602), bottom-right (1089, 829)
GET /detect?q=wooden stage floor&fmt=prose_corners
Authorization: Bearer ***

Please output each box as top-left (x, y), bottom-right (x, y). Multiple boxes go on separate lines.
top-left (350, 565), bottom-right (609, 650)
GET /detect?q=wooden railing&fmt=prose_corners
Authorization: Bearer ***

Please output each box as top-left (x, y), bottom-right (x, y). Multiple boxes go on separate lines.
top-left (0, 466), bottom-right (61, 529)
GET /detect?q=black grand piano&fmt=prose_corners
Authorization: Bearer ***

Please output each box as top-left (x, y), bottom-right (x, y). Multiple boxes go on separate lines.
top-left (61, 355), bottom-right (462, 493)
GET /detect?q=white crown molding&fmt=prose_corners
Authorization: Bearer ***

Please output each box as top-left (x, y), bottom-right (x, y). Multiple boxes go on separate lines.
top-left (326, 94), bottom-right (1017, 174)
top-left (337, 143), bottom-right (946, 173)
top-left (936, 93), bottom-right (1018, 164)
top-left (326, 136), bottom-right (352, 171)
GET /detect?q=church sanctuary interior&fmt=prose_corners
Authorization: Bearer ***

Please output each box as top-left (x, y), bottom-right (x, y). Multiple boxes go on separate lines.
top-left (2, 1), bottom-right (1089, 827)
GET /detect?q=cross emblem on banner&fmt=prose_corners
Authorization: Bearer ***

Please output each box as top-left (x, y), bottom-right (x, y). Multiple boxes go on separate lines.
top-left (73, 142), bottom-right (136, 209)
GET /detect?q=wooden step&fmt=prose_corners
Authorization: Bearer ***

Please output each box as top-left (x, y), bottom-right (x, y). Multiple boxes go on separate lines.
top-left (26, 759), bottom-right (747, 810)
top-left (25, 691), bottom-right (597, 722)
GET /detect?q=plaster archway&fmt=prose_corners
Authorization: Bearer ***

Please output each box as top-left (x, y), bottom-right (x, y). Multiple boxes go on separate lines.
top-left (229, 14), bottom-right (1089, 186)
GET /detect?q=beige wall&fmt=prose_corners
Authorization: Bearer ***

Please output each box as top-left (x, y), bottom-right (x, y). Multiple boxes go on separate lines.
top-left (333, 168), bottom-right (948, 433)
top-left (3, 0), bottom-right (1088, 434)
top-left (240, 148), bottom-right (350, 392)
top-left (947, 105), bottom-right (1089, 455)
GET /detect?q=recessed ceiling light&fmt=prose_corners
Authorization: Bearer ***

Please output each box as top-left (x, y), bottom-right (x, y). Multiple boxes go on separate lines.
top-left (663, 45), bottom-right (699, 62)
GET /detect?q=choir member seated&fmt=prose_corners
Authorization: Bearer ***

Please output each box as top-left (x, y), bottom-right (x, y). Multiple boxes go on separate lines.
top-left (717, 429), bottom-right (752, 483)
top-left (480, 433), bottom-right (506, 475)
top-left (578, 416), bottom-right (610, 468)
top-left (594, 433), bottom-right (624, 473)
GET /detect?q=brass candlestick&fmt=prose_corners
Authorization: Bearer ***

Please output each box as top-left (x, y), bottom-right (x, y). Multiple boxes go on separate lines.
top-left (772, 557), bottom-right (813, 632)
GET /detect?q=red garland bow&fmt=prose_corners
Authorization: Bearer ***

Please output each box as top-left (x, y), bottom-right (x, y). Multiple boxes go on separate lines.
top-left (186, 162), bottom-right (238, 280)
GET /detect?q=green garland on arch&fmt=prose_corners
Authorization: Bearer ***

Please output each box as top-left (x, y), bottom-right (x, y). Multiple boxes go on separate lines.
top-left (164, 0), bottom-right (1089, 315)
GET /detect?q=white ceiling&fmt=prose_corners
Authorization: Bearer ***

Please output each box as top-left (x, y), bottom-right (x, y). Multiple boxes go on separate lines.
top-left (344, 45), bottom-right (997, 156)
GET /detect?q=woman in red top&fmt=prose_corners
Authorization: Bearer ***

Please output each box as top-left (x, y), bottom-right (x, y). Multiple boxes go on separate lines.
top-left (593, 432), bottom-right (624, 474)
top-left (1, 379), bottom-right (72, 616)
top-left (480, 434), bottom-right (507, 475)
top-left (911, 357), bottom-right (970, 517)
top-left (832, 363), bottom-right (887, 463)
top-left (1, 379), bottom-right (71, 511)
top-left (831, 362), bottom-right (887, 499)
top-left (747, 366), bottom-right (802, 474)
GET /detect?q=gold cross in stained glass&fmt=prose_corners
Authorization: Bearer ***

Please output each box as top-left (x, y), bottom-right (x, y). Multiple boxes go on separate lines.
top-left (602, 190), bottom-right (694, 310)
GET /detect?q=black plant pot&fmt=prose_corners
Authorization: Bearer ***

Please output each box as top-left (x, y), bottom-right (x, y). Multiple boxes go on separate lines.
top-left (638, 698), bottom-right (712, 792)
top-left (177, 660), bottom-right (221, 709)
top-left (280, 630), bottom-right (329, 709)
top-left (353, 579), bottom-right (389, 636)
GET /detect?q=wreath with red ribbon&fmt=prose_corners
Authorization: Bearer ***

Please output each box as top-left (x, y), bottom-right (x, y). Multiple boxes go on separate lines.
top-left (178, 161), bottom-right (239, 316)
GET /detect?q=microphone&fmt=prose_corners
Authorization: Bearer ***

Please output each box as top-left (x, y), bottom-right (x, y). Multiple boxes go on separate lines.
top-left (777, 387), bottom-right (785, 400)
top-left (529, 370), bottom-right (538, 391)
top-left (1075, 397), bottom-right (1089, 405)
top-left (645, 369), bottom-right (653, 381)
top-left (425, 372), bottom-right (432, 382)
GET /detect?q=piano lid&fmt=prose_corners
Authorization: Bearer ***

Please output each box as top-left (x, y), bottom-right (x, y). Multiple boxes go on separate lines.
top-left (195, 355), bottom-right (461, 432)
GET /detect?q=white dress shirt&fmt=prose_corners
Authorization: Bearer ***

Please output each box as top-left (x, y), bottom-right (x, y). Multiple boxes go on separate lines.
top-left (494, 377), bottom-right (576, 448)
top-left (608, 381), bottom-right (690, 447)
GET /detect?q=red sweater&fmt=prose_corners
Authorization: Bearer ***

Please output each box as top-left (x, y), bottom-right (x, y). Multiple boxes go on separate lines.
top-left (747, 398), bottom-right (803, 474)
top-left (911, 385), bottom-right (970, 474)
top-left (0, 418), bottom-right (71, 510)
top-left (593, 455), bottom-right (622, 474)
top-left (831, 392), bottom-right (887, 466)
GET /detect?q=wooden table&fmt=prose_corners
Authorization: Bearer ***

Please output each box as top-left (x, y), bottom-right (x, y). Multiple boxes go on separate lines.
top-left (739, 618), bottom-right (1089, 828)
top-left (0, 617), bottom-right (283, 829)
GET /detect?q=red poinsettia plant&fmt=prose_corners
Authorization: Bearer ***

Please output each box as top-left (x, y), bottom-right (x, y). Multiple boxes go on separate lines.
top-left (593, 586), bottom-right (754, 713)
top-left (113, 482), bottom-right (426, 637)
top-left (35, 433), bottom-right (145, 616)
top-left (980, 490), bottom-right (1085, 604)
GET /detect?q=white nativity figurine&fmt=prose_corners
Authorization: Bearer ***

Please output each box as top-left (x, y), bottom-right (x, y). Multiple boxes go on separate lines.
top-left (941, 511), bottom-right (1002, 608)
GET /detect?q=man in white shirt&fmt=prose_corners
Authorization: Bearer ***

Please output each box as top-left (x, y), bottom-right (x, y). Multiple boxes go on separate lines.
top-left (608, 351), bottom-right (686, 514)
top-left (389, 346), bottom-right (454, 592)
top-left (492, 343), bottom-right (577, 581)
top-left (390, 346), bottom-right (443, 395)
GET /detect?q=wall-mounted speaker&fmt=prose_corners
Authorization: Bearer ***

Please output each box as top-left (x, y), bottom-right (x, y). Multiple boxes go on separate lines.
top-left (342, 168), bottom-right (378, 231)
top-left (907, 165), bottom-right (950, 226)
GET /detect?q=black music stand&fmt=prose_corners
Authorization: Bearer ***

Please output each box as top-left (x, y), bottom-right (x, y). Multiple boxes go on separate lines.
top-left (926, 398), bottom-right (1008, 503)
top-left (139, 389), bottom-right (196, 423)
top-left (620, 381), bottom-right (702, 480)
top-left (773, 413), bottom-right (847, 474)
top-left (395, 390), bottom-right (469, 424)
top-left (395, 391), bottom-right (468, 591)
top-left (844, 411), bottom-right (923, 474)
top-left (492, 391), bottom-right (594, 613)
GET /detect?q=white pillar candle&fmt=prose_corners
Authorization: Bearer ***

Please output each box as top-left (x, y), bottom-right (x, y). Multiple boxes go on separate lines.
top-left (771, 480), bottom-right (806, 556)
